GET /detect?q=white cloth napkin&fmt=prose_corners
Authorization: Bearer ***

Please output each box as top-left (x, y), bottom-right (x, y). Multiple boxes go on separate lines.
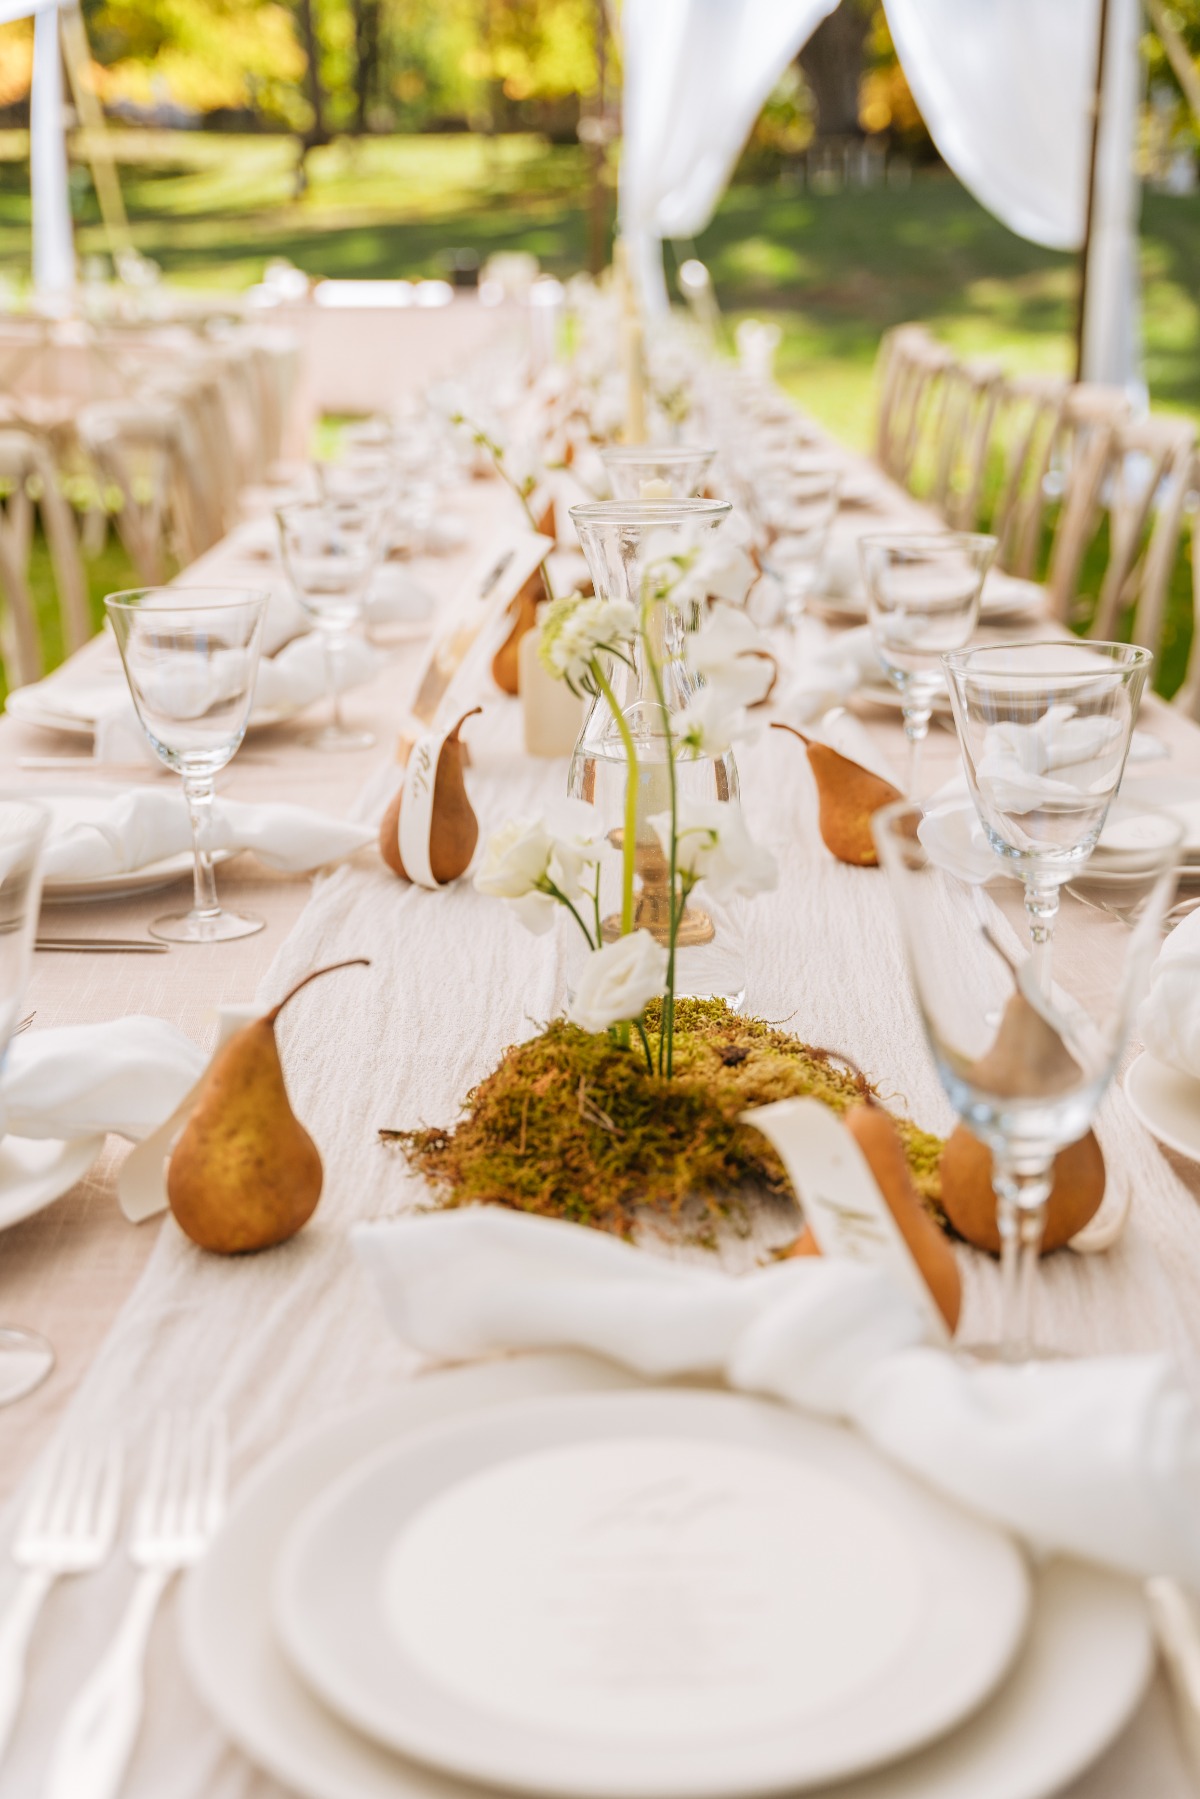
top-left (1138, 907), bottom-right (1200, 1080)
top-left (88, 636), bottom-right (384, 766)
top-left (779, 626), bottom-right (886, 723)
top-left (354, 1208), bottom-right (1200, 1586)
top-left (974, 705), bottom-right (1126, 816)
top-left (3, 1015), bottom-right (206, 1142)
top-left (40, 788), bottom-right (374, 881)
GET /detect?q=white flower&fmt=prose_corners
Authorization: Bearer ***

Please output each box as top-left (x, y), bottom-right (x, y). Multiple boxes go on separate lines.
top-left (675, 685), bottom-right (759, 756)
top-left (474, 815), bottom-right (601, 935)
top-left (686, 601), bottom-right (776, 709)
top-left (568, 930), bottom-right (668, 1032)
top-left (677, 540), bottom-right (757, 609)
top-left (650, 799), bottom-right (778, 901)
top-left (539, 592), bottom-right (637, 691)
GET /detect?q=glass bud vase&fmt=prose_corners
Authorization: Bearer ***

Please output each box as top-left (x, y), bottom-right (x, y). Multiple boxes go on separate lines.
top-left (567, 499), bottom-right (747, 1011)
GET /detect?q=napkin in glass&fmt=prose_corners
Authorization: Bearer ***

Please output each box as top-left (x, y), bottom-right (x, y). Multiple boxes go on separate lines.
top-left (3, 1015), bottom-right (206, 1142)
top-left (355, 1208), bottom-right (1200, 1587)
top-left (41, 788), bottom-right (375, 881)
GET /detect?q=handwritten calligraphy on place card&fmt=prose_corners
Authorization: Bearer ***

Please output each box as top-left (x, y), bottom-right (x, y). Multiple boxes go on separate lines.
top-left (399, 530), bottom-right (553, 760)
top-left (742, 1098), bottom-right (949, 1344)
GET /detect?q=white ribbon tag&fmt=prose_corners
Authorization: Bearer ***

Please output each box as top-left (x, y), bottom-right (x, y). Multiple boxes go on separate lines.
top-left (396, 718), bottom-right (460, 890)
top-left (117, 1004), bottom-right (259, 1224)
top-left (742, 1098), bottom-right (949, 1344)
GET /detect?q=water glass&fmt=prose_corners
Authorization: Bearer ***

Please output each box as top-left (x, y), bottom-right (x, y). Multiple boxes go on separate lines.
top-left (276, 499), bottom-right (382, 751)
top-left (874, 795), bottom-right (1181, 1360)
top-left (106, 588), bottom-right (267, 943)
top-left (860, 532), bottom-right (996, 798)
top-left (0, 800), bottom-right (52, 1403)
top-left (943, 640), bottom-right (1152, 981)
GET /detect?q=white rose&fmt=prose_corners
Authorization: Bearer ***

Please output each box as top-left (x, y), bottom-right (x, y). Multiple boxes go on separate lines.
top-left (474, 815), bottom-right (601, 935)
top-left (568, 930), bottom-right (668, 1032)
top-left (686, 602), bottom-right (776, 709)
top-left (649, 799), bottom-right (778, 901)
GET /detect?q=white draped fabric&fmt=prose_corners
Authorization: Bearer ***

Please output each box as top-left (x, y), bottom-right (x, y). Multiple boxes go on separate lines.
top-left (619, 0), bottom-right (1142, 386)
top-left (882, 0), bottom-right (1141, 386)
top-left (619, 0), bottom-right (838, 311)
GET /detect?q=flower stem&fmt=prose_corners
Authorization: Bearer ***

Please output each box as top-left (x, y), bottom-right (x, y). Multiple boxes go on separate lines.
top-left (544, 882), bottom-right (595, 950)
top-left (635, 1018), bottom-right (656, 1078)
top-left (643, 625), bottom-right (679, 1079)
top-left (592, 658), bottom-right (637, 937)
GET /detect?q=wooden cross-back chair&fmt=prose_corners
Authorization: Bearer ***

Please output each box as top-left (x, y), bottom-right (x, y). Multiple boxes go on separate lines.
top-left (1088, 414), bottom-right (1197, 658)
top-left (873, 325), bottom-right (956, 490)
top-left (1173, 459), bottom-right (1200, 721)
top-left (77, 397), bottom-right (213, 586)
top-left (0, 427), bottom-right (89, 688)
top-left (929, 357), bottom-right (1005, 529)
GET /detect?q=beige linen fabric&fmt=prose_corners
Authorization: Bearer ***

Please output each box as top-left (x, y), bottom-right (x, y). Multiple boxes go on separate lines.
top-left (0, 453), bottom-right (1198, 1796)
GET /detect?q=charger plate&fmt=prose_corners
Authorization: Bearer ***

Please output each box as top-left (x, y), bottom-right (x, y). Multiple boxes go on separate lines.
top-left (181, 1353), bottom-right (1153, 1799)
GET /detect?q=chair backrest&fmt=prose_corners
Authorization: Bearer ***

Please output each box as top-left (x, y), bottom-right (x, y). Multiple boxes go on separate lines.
top-left (873, 325), bottom-right (955, 490)
top-left (929, 357), bottom-right (1005, 530)
top-left (0, 430), bottom-right (48, 687)
top-left (1087, 415), bottom-right (1197, 660)
top-left (1173, 457), bottom-right (1200, 721)
top-left (78, 398), bottom-right (188, 586)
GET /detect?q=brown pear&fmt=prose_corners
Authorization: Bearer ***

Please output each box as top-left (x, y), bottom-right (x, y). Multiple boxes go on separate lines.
top-left (380, 708), bottom-right (480, 884)
top-left (491, 567), bottom-right (545, 695)
top-left (940, 1126), bottom-right (1105, 1254)
top-left (845, 1101), bottom-right (962, 1333)
top-left (773, 722), bottom-right (902, 866)
top-left (970, 931), bottom-right (1082, 1099)
top-left (168, 959), bottom-right (369, 1254)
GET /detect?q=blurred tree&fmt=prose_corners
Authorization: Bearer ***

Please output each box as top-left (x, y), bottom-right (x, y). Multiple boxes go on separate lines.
top-left (798, 0), bottom-right (871, 139)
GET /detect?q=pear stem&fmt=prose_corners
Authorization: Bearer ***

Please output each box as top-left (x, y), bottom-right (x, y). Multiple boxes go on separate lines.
top-left (266, 959), bottom-right (371, 1026)
top-left (770, 722), bottom-right (813, 748)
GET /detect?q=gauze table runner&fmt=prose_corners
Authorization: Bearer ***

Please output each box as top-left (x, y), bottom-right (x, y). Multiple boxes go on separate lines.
top-left (1, 453), bottom-right (1199, 1796)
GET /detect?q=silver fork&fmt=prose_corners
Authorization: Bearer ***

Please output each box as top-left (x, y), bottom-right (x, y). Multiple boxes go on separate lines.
top-left (44, 1412), bottom-right (227, 1799)
top-left (0, 1440), bottom-right (122, 1765)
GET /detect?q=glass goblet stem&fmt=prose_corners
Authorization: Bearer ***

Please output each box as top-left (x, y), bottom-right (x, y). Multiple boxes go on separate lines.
top-left (902, 704), bottom-right (932, 800)
top-left (183, 772), bottom-right (222, 921)
top-left (992, 1153), bottom-right (1053, 1362)
top-left (322, 625), bottom-right (351, 737)
top-left (1024, 877), bottom-right (1060, 990)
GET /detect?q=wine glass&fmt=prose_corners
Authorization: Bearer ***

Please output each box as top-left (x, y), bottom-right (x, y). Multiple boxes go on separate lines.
top-left (105, 587), bottom-right (267, 944)
top-left (276, 499), bottom-right (382, 752)
top-left (859, 532), bottom-right (996, 799)
top-left (0, 800), bottom-right (52, 1404)
top-left (874, 795), bottom-right (1181, 1361)
top-left (943, 641), bottom-right (1152, 984)
top-left (741, 467), bottom-right (841, 627)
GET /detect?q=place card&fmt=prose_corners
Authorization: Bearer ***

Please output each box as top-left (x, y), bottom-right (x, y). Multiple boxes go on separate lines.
top-left (743, 1097), bottom-right (950, 1343)
top-left (397, 529), bottom-right (553, 763)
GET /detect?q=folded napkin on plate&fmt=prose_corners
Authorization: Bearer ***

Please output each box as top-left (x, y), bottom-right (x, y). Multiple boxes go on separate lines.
top-left (355, 1208), bottom-right (1200, 1586)
top-left (1138, 908), bottom-right (1200, 1080)
top-left (779, 626), bottom-right (886, 723)
top-left (90, 636), bottom-right (384, 765)
top-left (42, 788), bottom-right (374, 880)
top-left (3, 1015), bottom-right (205, 1142)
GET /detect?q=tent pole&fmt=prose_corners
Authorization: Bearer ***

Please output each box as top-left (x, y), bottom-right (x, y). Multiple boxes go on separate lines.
top-left (1075, 0), bottom-right (1112, 381)
top-left (59, 1), bottom-right (133, 263)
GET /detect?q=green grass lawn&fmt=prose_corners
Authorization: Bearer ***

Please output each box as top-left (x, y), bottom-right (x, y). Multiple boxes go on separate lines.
top-left (0, 130), bottom-right (1197, 686)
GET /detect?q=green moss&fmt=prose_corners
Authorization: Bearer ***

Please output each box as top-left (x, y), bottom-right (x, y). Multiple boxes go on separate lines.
top-left (382, 1000), bottom-right (944, 1242)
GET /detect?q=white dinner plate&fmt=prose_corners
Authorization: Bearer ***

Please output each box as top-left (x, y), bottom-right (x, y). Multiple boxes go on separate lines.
top-left (0, 1133), bottom-right (104, 1230)
top-left (181, 1354), bottom-right (1153, 1799)
top-left (1115, 776), bottom-right (1200, 858)
top-left (1125, 1051), bottom-right (1200, 1163)
top-left (274, 1388), bottom-right (1029, 1799)
top-left (856, 678), bottom-right (953, 717)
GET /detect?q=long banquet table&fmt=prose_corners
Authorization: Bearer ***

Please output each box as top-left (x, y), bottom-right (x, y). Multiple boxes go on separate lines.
top-left (1, 415), bottom-right (1199, 1796)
